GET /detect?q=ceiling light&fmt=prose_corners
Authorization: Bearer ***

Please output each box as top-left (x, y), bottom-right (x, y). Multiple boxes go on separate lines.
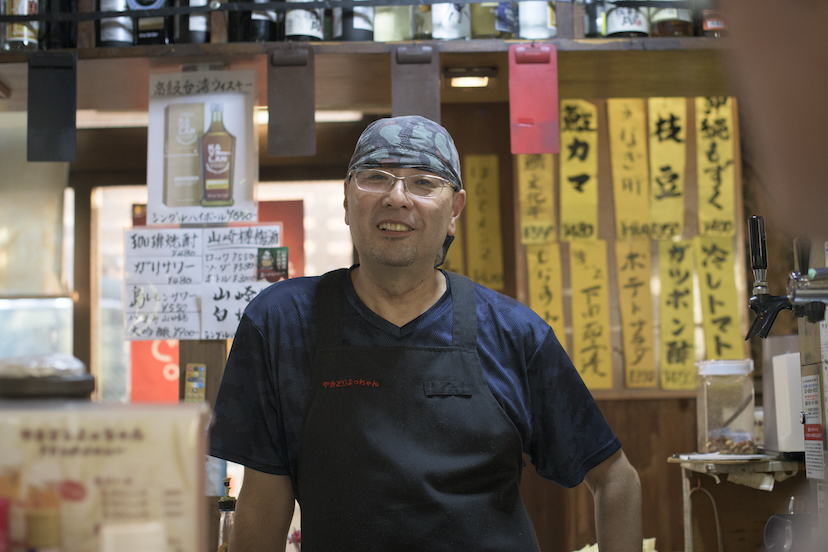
top-left (255, 108), bottom-right (364, 125)
top-left (444, 67), bottom-right (498, 89)
top-left (76, 110), bottom-right (149, 129)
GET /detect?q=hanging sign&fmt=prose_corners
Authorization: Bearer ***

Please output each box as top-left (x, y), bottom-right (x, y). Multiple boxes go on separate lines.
top-left (146, 69), bottom-right (257, 225)
top-left (517, 154), bottom-right (556, 244)
top-left (559, 99), bottom-right (599, 241)
top-left (658, 240), bottom-right (696, 390)
top-left (615, 239), bottom-right (656, 388)
top-left (608, 98), bottom-right (651, 239)
top-left (569, 240), bottom-right (613, 390)
top-left (694, 236), bottom-right (743, 359)
top-left (464, 155), bottom-right (505, 290)
top-left (508, 43), bottom-right (559, 154)
top-left (695, 96), bottom-right (736, 237)
top-left (526, 243), bottom-right (566, 347)
top-left (648, 97), bottom-right (686, 239)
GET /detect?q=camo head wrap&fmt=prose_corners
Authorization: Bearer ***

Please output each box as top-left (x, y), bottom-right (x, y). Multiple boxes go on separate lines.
top-left (347, 116), bottom-right (463, 191)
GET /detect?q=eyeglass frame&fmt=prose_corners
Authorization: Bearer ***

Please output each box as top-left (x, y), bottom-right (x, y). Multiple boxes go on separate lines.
top-left (348, 168), bottom-right (457, 199)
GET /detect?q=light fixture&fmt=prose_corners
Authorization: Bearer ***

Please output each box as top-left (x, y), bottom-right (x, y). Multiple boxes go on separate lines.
top-left (256, 108), bottom-right (364, 125)
top-left (444, 67), bottom-right (498, 89)
top-left (76, 110), bottom-right (149, 129)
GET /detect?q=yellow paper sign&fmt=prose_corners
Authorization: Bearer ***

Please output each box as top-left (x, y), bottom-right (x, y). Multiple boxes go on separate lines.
top-left (695, 236), bottom-right (743, 359)
top-left (464, 154), bottom-right (504, 291)
top-left (526, 243), bottom-right (566, 348)
top-left (442, 215), bottom-right (465, 275)
top-left (560, 99), bottom-right (599, 241)
top-left (615, 240), bottom-right (656, 388)
top-left (696, 97), bottom-right (736, 237)
top-left (648, 97), bottom-right (686, 239)
top-left (659, 240), bottom-right (696, 390)
top-left (517, 154), bottom-right (556, 244)
top-left (608, 98), bottom-right (650, 239)
top-left (569, 240), bottom-right (613, 390)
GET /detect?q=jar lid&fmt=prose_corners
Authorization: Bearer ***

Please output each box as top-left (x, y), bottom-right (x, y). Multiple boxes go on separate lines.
top-left (695, 359), bottom-right (754, 375)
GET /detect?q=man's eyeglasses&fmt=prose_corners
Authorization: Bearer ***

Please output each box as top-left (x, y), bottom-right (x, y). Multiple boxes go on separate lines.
top-left (351, 169), bottom-right (454, 198)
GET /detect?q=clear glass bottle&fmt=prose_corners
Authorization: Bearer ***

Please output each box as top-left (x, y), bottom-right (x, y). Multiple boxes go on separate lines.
top-left (333, 0), bottom-right (373, 41)
top-left (583, 0), bottom-right (605, 38)
top-left (3, 0), bottom-right (39, 51)
top-left (650, 0), bottom-right (693, 37)
top-left (413, 5), bottom-right (432, 39)
top-left (285, 0), bottom-right (324, 41)
top-left (696, 359), bottom-right (756, 454)
top-left (201, 103), bottom-right (236, 208)
top-left (471, 2), bottom-right (516, 39)
top-left (373, 6), bottom-right (413, 41)
top-left (604, 1), bottom-right (648, 37)
top-left (431, 3), bottom-right (470, 39)
top-left (97, 0), bottom-right (133, 47)
top-left (517, 1), bottom-right (556, 39)
top-left (217, 477), bottom-right (236, 552)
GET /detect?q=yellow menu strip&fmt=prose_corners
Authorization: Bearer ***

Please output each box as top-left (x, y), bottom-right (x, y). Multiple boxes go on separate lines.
top-left (695, 236), bottom-right (743, 359)
top-left (648, 97), bottom-right (686, 239)
top-left (695, 96), bottom-right (736, 237)
top-left (615, 239), bottom-right (657, 388)
top-left (560, 99), bottom-right (599, 241)
top-left (464, 154), bottom-right (505, 291)
top-left (517, 154), bottom-right (557, 244)
top-left (608, 98), bottom-right (651, 239)
top-left (526, 243), bottom-right (566, 350)
top-left (658, 240), bottom-right (696, 390)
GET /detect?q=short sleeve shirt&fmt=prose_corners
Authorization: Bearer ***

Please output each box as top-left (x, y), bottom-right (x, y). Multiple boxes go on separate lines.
top-left (209, 268), bottom-right (620, 490)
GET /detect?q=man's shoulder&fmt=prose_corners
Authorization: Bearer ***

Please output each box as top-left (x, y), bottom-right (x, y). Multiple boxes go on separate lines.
top-left (244, 274), bottom-right (325, 325)
top-left (465, 278), bottom-right (544, 325)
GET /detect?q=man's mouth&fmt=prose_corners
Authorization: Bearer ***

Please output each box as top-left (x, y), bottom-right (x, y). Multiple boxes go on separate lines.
top-left (378, 222), bottom-right (412, 232)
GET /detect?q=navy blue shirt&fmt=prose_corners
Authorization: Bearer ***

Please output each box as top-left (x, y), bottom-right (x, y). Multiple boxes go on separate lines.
top-left (209, 268), bottom-right (620, 491)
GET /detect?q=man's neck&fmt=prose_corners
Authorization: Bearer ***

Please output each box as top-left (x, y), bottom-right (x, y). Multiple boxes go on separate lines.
top-left (350, 264), bottom-right (447, 328)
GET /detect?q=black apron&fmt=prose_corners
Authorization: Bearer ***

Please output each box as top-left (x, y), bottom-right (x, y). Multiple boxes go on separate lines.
top-left (297, 269), bottom-right (540, 551)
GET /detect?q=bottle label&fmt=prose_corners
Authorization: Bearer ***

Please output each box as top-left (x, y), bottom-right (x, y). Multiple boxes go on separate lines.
top-left (285, 1), bottom-right (324, 39)
top-left (205, 142), bottom-right (232, 176)
top-left (518, 1), bottom-right (556, 39)
top-left (188, 0), bottom-right (209, 32)
top-left (703, 10), bottom-right (728, 31)
top-left (605, 7), bottom-right (649, 35)
top-left (5, 0), bottom-right (39, 43)
top-left (650, 8), bottom-right (693, 24)
top-left (495, 2), bottom-right (517, 34)
top-left (432, 4), bottom-right (471, 39)
top-left (333, 5), bottom-right (373, 36)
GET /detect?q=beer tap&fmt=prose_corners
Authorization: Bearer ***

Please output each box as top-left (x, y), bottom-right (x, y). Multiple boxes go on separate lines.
top-left (787, 234), bottom-right (828, 323)
top-left (746, 215), bottom-right (795, 339)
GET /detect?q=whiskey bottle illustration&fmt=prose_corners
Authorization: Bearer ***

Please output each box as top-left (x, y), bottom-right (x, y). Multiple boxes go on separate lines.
top-left (201, 103), bottom-right (236, 207)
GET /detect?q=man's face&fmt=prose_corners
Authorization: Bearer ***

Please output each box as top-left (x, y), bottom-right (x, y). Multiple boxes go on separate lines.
top-left (344, 167), bottom-right (465, 270)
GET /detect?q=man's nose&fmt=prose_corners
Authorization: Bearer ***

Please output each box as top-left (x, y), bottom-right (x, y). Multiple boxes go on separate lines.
top-left (383, 177), bottom-right (413, 205)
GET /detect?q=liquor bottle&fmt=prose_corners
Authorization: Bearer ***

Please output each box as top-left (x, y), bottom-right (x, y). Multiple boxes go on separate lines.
top-left (604, 0), bottom-right (648, 37)
top-left (97, 0), bottom-right (133, 46)
top-left (413, 5), bottom-right (432, 39)
top-left (650, 0), bottom-right (693, 37)
top-left (431, 3), bottom-right (470, 40)
top-left (2, 0), bottom-right (39, 51)
top-left (333, 0), bottom-right (373, 41)
top-left (217, 478), bottom-right (236, 552)
top-left (228, 0), bottom-right (282, 42)
top-left (129, 0), bottom-right (173, 45)
top-left (42, 0), bottom-right (78, 49)
top-left (471, 2), bottom-right (516, 39)
top-left (201, 103), bottom-right (236, 207)
top-left (174, 0), bottom-right (210, 43)
top-left (583, 0), bottom-right (605, 38)
top-left (373, 6), bottom-right (413, 41)
top-left (701, 0), bottom-right (727, 38)
top-left (285, 0), bottom-right (324, 41)
top-left (517, 1), bottom-right (556, 39)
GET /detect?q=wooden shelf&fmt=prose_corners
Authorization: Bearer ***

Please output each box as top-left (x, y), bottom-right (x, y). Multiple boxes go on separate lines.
top-left (0, 37), bottom-right (734, 112)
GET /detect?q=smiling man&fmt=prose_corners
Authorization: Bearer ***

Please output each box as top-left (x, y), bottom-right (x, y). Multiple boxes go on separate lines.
top-left (209, 116), bottom-right (642, 552)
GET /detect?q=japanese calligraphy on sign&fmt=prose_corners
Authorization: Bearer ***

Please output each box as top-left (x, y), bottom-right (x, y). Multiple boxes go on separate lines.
top-left (694, 236), bottom-right (743, 359)
top-left (615, 240), bottom-right (656, 388)
top-left (569, 240), bottom-right (613, 390)
top-left (559, 99), bottom-right (599, 241)
top-left (146, 69), bottom-right (257, 226)
top-left (648, 97), bottom-right (686, 239)
top-left (124, 225), bottom-right (282, 341)
top-left (608, 98), bottom-right (651, 239)
top-left (526, 243), bottom-right (566, 347)
top-left (465, 155), bottom-right (505, 291)
top-left (659, 240), bottom-right (696, 390)
top-left (695, 97), bottom-right (736, 237)
top-left (517, 154), bottom-right (556, 244)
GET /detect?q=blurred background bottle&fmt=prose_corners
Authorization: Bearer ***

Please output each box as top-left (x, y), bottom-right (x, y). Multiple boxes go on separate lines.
top-left (517, 1), bottom-right (555, 39)
top-left (174, 0), bottom-right (210, 44)
top-left (285, 0), bottom-right (324, 41)
top-left (333, 0), bottom-right (373, 41)
top-left (228, 0), bottom-right (282, 42)
top-left (582, 0), bottom-right (605, 38)
top-left (129, 0), bottom-right (173, 45)
top-left (431, 3), bottom-right (470, 39)
top-left (373, 5), bottom-right (413, 41)
top-left (3, 0), bottom-right (39, 51)
top-left (604, 0), bottom-right (648, 37)
top-left (701, 0), bottom-right (727, 37)
top-left (42, 0), bottom-right (77, 49)
top-left (650, 0), bottom-right (693, 37)
top-left (471, 2), bottom-right (516, 39)
top-left (97, 0), bottom-right (133, 47)
top-left (413, 5), bottom-right (432, 39)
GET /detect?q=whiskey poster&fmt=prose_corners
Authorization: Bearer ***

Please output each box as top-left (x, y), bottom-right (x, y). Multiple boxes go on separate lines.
top-left (146, 70), bottom-right (257, 225)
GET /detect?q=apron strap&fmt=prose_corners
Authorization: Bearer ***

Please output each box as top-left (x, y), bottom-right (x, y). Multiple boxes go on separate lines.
top-left (446, 271), bottom-right (478, 350)
top-left (315, 268), bottom-right (348, 350)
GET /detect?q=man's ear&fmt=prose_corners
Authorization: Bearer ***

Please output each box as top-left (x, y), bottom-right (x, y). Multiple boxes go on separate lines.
top-left (343, 179), bottom-right (350, 226)
top-left (448, 190), bottom-right (466, 235)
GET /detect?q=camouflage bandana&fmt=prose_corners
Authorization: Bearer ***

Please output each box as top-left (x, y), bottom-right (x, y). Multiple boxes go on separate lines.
top-left (347, 116), bottom-right (463, 191)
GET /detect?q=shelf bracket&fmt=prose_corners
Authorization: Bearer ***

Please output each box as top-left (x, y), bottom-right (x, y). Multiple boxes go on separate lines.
top-left (28, 52), bottom-right (77, 162)
top-left (267, 45), bottom-right (316, 157)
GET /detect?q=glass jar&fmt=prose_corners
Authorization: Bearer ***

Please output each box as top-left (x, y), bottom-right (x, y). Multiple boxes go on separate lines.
top-left (696, 359), bottom-right (755, 454)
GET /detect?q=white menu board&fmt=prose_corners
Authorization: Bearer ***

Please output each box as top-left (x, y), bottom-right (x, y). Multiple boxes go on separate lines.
top-left (124, 225), bottom-right (282, 341)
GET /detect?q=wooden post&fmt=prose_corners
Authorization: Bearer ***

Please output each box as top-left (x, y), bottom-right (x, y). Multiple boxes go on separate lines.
top-left (77, 0), bottom-right (95, 49)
